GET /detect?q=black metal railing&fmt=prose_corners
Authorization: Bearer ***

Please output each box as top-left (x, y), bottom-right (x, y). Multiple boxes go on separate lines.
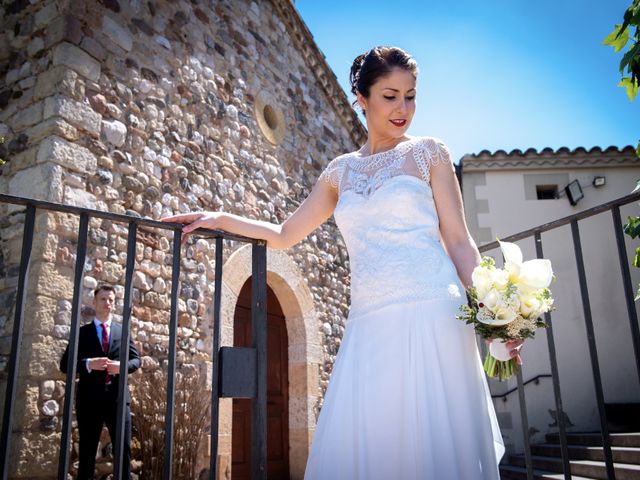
top-left (0, 193), bottom-right (269, 480)
top-left (479, 190), bottom-right (640, 480)
top-left (2, 188), bottom-right (640, 480)
top-left (491, 374), bottom-right (553, 401)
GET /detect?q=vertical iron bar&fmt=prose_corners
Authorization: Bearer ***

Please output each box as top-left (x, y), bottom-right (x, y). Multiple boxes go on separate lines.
top-left (516, 369), bottom-right (534, 480)
top-left (571, 220), bottom-right (616, 479)
top-left (163, 229), bottom-right (182, 480)
top-left (57, 212), bottom-right (89, 480)
top-left (209, 237), bottom-right (223, 479)
top-left (534, 232), bottom-right (571, 479)
top-left (0, 205), bottom-right (35, 480)
top-left (612, 206), bottom-right (640, 387)
top-left (113, 221), bottom-right (137, 480)
top-left (251, 242), bottom-right (267, 480)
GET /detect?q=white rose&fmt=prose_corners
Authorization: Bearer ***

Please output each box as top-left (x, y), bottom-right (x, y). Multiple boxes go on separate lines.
top-left (490, 268), bottom-right (510, 289)
top-left (472, 266), bottom-right (494, 299)
top-left (481, 288), bottom-right (500, 311)
top-left (519, 294), bottom-right (542, 318)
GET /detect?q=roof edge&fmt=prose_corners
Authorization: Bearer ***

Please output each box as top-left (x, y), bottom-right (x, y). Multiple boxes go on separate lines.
top-left (461, 145), bottom-right (639, 171)
top-left (268, 0), bottom-right (367, 147)
top-left (462, 144), bottom-right (637, 161)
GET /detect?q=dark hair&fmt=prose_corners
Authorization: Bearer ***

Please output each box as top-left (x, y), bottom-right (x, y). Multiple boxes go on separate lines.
top-left (349, 46), bottom-right (418, 114)
top-left (94, 284), bottom-right (116, 297)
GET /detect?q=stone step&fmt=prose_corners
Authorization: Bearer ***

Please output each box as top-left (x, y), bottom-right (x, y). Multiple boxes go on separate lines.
top-left (545, 432), bottom-right (640, 447)
top-left (509, 454), bottom-right (640, 480)
top-left (532, 443), bottom-right (640, 463)
top-left (499, 464), bottom-right (596, 479)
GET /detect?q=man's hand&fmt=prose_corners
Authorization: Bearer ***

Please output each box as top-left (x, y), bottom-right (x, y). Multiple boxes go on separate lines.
top-left (87, 357), bottom-right (109, 371)
top-left (106, 360), bottom-right (121, 375)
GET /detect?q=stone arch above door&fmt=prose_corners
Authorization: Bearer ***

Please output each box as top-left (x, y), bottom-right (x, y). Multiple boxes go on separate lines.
top-left (219, 245), bottom-right (321, 480)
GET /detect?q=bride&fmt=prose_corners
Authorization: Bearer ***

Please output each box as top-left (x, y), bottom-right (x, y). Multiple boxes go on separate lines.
top-left (163, 46), bottom-right (520, 479)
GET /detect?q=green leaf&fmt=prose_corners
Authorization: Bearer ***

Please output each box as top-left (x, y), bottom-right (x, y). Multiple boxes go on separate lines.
top-left (619, 42), bottom-right (640, 73)
top-left (624, 216), bottom-right (640, 238)
top-left (622, 1), bottom-right (640, 34)
top-left (636, 141), bottom-right (640, 159)
top-left (480, 256), bottom-right (495, 268)
top-left (604, 24), bottom-right (630, 52)
top-left (619, 76), bottom-right (639, 101)
top-left (622, 8), bottom-right (634, 34)
top-left (634, 246), bottom-right (640, 268)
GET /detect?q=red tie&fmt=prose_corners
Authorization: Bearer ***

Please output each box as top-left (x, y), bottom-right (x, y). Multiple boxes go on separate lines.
top-left (101, 323), bottom-right (110, 384)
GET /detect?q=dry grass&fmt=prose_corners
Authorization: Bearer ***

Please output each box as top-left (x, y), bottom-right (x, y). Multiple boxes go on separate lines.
top-left (131, 367), bottom-right (210, 479)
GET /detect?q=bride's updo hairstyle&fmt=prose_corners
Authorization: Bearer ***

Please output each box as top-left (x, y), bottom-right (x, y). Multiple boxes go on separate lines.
top-left (349, 46), bottom-right (418, 115)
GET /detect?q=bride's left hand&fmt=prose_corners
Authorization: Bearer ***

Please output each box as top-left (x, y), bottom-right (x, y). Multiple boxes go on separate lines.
top-left (505, 339), bottom-right (524, 365)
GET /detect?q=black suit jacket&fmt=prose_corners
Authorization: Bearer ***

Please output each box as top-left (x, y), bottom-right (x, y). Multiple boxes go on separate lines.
top-left (60, 321), bottom-right (141, 408)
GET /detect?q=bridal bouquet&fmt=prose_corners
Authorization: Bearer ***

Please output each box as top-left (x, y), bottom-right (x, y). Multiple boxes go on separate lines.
top-left (457, 240), bottom-right (555, 381)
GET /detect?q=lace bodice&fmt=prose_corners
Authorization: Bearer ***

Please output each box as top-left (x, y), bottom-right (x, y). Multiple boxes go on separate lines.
top-left (319, 136), bottom-right (463, 319)
top-left (319, 136), bottom-right (452, 197)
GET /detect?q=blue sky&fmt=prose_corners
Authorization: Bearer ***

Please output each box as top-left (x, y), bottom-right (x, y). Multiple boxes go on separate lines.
top-left (295, 0), bottom-right (638, 162)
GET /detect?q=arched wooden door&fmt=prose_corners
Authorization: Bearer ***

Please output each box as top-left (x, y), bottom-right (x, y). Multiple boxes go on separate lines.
top-left (232, 279), bottom-right (290, 479)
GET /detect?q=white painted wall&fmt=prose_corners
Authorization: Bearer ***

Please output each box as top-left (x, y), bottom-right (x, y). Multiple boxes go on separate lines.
top-left (465, 165), bottom-right (640, 453)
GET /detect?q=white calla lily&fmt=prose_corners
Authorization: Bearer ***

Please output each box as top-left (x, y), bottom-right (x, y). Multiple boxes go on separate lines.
top-left (494, 306), bottom-right (518, 324)
top-left (477, 308), bottom-right (517, 326)
top-left (519, 259), bottom-right (553, 289)
top-left (499, 241), bottom-right (523, 267)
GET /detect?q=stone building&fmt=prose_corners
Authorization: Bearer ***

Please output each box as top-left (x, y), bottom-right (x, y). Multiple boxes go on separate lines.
top-left (461, 146), bottom-right (640, 454)
top-left (0, 0), bottom-right (366, 478)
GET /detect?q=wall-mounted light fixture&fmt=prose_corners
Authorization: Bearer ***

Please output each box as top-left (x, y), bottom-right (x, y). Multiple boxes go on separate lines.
top-left (564, 179), bottom-right (584, 206)
top-left (593, 176), bottom-right (606, 188)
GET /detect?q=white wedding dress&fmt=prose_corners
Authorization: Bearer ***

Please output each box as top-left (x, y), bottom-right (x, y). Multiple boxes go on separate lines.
top-left (304, 136), bottom-right (505, 479)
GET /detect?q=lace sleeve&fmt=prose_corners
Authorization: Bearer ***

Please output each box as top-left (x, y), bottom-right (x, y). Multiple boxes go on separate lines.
top-left (318, 156), bottom-right (346, 190)
top-left (414, 137), bottom-right (453, 184)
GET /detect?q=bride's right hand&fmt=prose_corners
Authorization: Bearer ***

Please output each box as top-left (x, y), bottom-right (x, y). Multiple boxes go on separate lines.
top-left (161, 212), bottom-right (222, 245)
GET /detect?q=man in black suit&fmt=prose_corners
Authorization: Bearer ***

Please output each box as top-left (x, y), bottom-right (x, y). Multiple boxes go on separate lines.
top-left (60, 285), bottom-right (140, 480)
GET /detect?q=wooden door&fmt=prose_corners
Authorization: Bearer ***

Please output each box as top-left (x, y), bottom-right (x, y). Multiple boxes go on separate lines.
top-left (232, 280), bottom-right (289, 479)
